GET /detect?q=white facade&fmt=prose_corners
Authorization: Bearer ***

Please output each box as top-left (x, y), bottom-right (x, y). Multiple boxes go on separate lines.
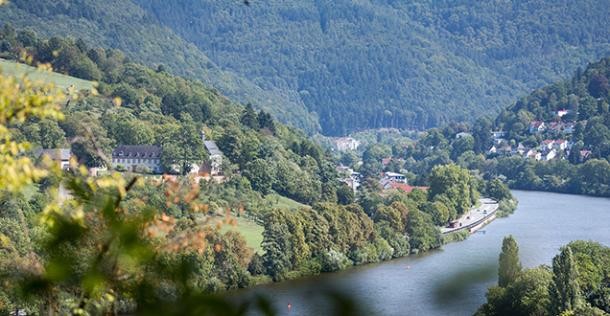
top-left (112, 145), bottom-right (162, 173)
top-left (204, 141), bottom-right (223, 175)
top-left (334, 137), bottom-right (360, 152)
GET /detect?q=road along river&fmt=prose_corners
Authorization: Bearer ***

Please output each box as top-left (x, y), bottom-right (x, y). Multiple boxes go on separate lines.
top-left (233, 190), bottom-right (610, 315)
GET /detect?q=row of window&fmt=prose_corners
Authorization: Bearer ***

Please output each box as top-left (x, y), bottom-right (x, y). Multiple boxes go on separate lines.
top-left (112, 158), bottom-right (160, 164)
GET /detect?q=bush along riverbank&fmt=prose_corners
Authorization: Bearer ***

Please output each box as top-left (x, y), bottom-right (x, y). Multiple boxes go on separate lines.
top-left (495, 198), bottom-right (519, 218)
top-left (252, 165), bottom-right (518, 283)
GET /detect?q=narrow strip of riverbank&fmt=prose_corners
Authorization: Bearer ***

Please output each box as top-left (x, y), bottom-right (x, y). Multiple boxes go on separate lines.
top-left (441, 198), bottom-right (499, 235)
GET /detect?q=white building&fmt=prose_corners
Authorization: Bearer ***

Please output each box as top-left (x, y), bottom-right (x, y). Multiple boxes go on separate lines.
top-left (204, 141), bottom-right (223, 175)
top-left (544, 149), bottom-right (557, 161)
top-left (334, 137), bottom-right (360, 152)
top-left (491, 131), bottom-right (507, 140)
top-left (112, 145), bottom-right (162, 173)
top-left (38, 148), bottom-right (72, 170)
top-left (383, 172), bottom-right (407, 183)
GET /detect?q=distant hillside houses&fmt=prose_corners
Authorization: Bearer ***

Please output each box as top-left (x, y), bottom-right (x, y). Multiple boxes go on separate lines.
top-left (488, 138), bottom-right (575, 162)
top-left (36, 148), bottom-right (72, 170)
top-left (112, 145), bottom-right (162, 173)
top-left (336, 165), bottom-right (362, 193)
top-left (333, 137), bottom-right (360, 152)
top-left (204, 140), bottom-right (223, 175)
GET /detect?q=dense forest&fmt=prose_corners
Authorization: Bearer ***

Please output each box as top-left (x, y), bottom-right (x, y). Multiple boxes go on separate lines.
top-left (2, 0), bottom-right (610, 135)
top-left (136, 0), bottom-right (610, 135)
top-left (0, 0), bottom-right (319, 133)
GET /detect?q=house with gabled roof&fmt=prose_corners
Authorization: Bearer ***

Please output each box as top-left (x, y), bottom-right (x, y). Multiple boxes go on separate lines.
top-left (37, 148), bottom-right (72, 170)
top-left (112, 145), bottom-right (162, 173)
top-left (529, 121), bottom-right (546, 134)
top-left (204, 140), bottom-right (223, 175)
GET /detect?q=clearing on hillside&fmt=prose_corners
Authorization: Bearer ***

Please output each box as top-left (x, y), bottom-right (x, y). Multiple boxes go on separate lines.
top-left (0, 58), bottom-right (96, 91)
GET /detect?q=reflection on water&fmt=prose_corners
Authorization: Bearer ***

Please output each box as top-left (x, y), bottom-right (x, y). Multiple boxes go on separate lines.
top-left (233, 191), bottom-right (610, 316)
top-left (432, 262), bottom-right (496, 305)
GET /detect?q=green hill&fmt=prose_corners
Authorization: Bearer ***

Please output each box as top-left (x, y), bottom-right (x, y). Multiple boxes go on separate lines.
top-left (2, 0), bottom-right (609, 135)
top-left (0, 0), bottom-right (319, 133)
top-left (495, 56), bottom-right (610, 160)
top-left (135, 0), bottom-right (610, 135)
top-left (0, 58), bottom-right (95, 90)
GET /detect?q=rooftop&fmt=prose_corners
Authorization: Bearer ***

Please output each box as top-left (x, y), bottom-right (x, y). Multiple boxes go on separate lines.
top-left (112, 145), bottom-right (161, 158)
top-left (38, 148), bottom-right (71, 161)
top-left (204, 141), bottom-right (222, 156)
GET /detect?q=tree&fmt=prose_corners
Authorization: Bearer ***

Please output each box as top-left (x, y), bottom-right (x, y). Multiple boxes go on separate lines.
top-left (336, 183), bottom-right (355, 205)
top-left (160, 113), bottom-right (205, 175)
top-left (485, 178), bottom-right (512, 201)
top-left (240, 103), bottom-right (259, 129)
top-left (406, 210), bottom-right (441, 252)
top-left (262, 210), bottom-right (293, 281)
top-left (243, 158), bottom-right (276, 195)
top-left (428, 164), bottom-right (476, 217)
top-left (498, 236), bottom-right (522, 287)
top-left (549, 247), bottom-right (582, 314)
top-left (451, 135), bottom-right (474, 160)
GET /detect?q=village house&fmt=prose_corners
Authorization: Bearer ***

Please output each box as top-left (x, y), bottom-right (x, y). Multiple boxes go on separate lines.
top-left (562, 123), bottom-right (575, 134)
top-left (336, 165), bottom-right (354, 175)
top-left (556, 109), bottom-right (570, 118)
top-left (529, 121), bottom-right (546, 134)
top-left (491, 131), bottom-right (507, 140)
top-left (580, 150), bottom-right (592, 161)
top-left (543, 149), bottom-right (557, 161)
top-left (382, 171), bottom-right (407, 183)
top-left (526, 149), bottom-right (542, 161)
top-left (455, 132), bottom-right (471, 139)
top-left (542, 139), bottom-right (569, 152)
top-left (542, 140), bottom-right (555, 151)
top-left (37, 148), bottom-right (72, 170)
top-left (112, 145), bottom-right (162, 173)
top-left (204, 140), bottom-right (223, 175)
top-left (337, 165), bottom-right (362, 193)
top-left (515, 143), bottom-right (526, 156)
top-left (498, 145), bottom-right (512, 156)
top-left (553, 139), bottom-right (569, 151)
top-left (333, 137), bottom-right (360, 152)
top-left (340, 172), bottom-right (362, 193)
top-left (547, 122), bottom-right (562, 133)
top-left (488, 145), bottom-right (497, 155)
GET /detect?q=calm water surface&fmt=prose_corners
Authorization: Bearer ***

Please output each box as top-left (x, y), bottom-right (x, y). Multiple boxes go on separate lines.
top-left (236, 191), bottom-right (610, 316)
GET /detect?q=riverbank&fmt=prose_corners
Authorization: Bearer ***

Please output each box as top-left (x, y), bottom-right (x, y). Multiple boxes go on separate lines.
top-left (253, 197), bottom-right (514, 287)
top-left (440, 198), bottom-right (499, 235)
top-left (231, 191), bottom-right (610, 316)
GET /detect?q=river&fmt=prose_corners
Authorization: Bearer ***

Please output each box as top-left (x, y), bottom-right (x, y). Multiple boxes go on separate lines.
top-left (235, 191), bottom-right (610, 315)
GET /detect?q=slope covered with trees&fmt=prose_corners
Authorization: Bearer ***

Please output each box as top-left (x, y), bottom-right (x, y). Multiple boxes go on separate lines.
top-left (0, 26), bottom-right (505, 314)
top-left (0, 1), bottom-right (319, 132)
top-left (135, 0), bottom-right (610, 135)
top-left (2, 1), bottom-right (610, 135)
top-left (359, 57), bottom-right (610, 197)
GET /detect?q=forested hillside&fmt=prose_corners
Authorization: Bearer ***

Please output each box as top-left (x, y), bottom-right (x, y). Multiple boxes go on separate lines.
top-left (358, 57), bottom-right (610, 197)
top-left (136, 0), bottom-right (610, 135)
top-left (0, 26), bottom-right (504, 314)
top-left (2, 1), bottom-right (609, 135)
top-left (0, 0), bottom-right (319, 132)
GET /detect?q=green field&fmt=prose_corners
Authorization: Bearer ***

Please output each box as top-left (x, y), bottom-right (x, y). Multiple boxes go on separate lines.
top-left (264, 193), bottom-right (310, 211)
top-left (0, 58), bottom-right (95, 91)
top-left (220, 216), bottom-right (264, 253)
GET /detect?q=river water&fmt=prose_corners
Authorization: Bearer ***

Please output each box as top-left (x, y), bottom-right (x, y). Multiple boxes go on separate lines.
top-left (235, 191), bottom-right (610, 316)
